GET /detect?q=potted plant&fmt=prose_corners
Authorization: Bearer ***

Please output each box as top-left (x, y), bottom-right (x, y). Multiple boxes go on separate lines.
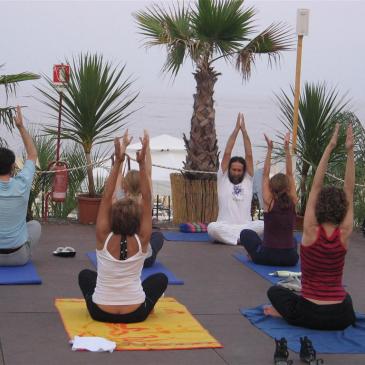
top-left (39, 53), bottom-right (138, 224)
top-left (135, 0), bottom-right (293, 223)
top-left (275, 82), bottom-right (362, 229)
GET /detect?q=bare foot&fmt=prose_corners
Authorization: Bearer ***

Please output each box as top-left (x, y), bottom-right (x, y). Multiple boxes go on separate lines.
top-left (246, 253), bottom-right (252, 261)
top-left (263, 305), bottom-right (282, 318)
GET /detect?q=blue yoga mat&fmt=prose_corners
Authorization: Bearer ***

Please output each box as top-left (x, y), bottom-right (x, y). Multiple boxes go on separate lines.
top-left (294, 232), bottom-right (302, 242)
top-left (86, 252), bottom-right (184, 285)
top-left (233, 253), bottom-right (300, 284)
top-left (0, 261), bottom-right (42, 285)
top-left (242, 305), bottom-right (365, 353)
top-left (162, 231), bottom-right (211, 242)
top-left (162, 231), bottom-right (301, 243)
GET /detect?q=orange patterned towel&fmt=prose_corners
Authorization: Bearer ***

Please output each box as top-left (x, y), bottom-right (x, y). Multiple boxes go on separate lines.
top-left (55, 297), bottom-right (222, 351)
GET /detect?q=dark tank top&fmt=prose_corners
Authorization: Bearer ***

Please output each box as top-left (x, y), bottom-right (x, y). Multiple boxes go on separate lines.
top-left (263, 200), bottom-right (296, 249)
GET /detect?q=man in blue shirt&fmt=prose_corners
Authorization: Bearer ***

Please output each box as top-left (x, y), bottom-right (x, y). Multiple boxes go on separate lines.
top-left (0, 106), bottom-right (41, 265)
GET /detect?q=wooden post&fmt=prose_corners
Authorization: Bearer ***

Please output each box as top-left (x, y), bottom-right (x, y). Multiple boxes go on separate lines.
top-left (292, 34), bottom-right (304, 153)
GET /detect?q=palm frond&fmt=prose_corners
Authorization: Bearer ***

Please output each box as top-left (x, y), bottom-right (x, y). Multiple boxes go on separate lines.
top-left (135, 3), bottom-right (194, 75)
top-left (0, 106), bottom-right (16, 129)
top-left (0, 69), bottom-right (40, 129)
top-left (135, 5), bottom-right (173, 46)
top-left (192, 0), bottom-right (256, 57)
top-left (236, 22), bottom-right (294, 80)
top-left (0, 72), bottom-right (40, 97)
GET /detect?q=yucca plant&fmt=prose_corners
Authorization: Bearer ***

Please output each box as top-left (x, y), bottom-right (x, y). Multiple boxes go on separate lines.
top-left (26, 131), bottom-right (108, 219)
top-left (135, 0), bottom-right (293, 174)
top-left (275, 82), bottom-right (362, 215)
top-left (326, 112), bottom-right (365, 227)
top-left (26, 131), bottom-right (56, 219)
top-left (38, 53), bottom-right (138, 196)
top-left (0, 65), bottom-right (40, 146)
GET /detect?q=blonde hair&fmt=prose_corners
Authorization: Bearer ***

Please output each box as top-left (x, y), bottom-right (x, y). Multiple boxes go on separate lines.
top-left (122, 170), bottom-right (140, 197)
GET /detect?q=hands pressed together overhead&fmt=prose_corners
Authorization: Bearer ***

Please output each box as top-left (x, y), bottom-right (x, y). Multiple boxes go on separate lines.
top-left (235, 112), bottom-right (246, 134)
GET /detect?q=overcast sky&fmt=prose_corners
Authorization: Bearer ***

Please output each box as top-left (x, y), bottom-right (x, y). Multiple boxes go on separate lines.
top-left (1, 0), bottom-right (364, 159)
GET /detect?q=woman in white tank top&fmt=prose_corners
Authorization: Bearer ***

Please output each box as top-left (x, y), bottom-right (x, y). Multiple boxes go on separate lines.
top-left (78, 130), bottom-right (168, 323)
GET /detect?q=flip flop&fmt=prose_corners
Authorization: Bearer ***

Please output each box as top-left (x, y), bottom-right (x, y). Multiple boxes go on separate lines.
top-left (53, 246), bottom-right (76, 257)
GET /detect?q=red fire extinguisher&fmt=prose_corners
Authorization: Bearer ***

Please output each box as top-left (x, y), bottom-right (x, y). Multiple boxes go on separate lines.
top-left (48, 161), bottom-right (68, 202)
top-left (43, 161), bottom-right (68, 221)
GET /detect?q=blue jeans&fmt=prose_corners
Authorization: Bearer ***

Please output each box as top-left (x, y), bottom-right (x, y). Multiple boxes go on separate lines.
top-left (239, 229), bottom-right (299, 266)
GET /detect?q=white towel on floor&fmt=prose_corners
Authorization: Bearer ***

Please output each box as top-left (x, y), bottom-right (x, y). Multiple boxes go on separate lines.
top-left (70, 336), bottom-right (116, 352)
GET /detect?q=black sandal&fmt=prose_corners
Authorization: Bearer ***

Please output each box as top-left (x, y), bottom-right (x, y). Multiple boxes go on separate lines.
top-left (274, 337), bottom-right (293, 365)
top-left (300, 336), bottom-right (324, 364)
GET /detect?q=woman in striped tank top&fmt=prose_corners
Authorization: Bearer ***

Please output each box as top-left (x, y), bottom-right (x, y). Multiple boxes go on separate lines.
top-left (264, 124), bottom-right (356, 330)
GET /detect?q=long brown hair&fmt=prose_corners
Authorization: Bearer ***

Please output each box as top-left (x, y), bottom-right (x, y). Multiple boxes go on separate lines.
top-left (269, 173), bottom-right (291, 210)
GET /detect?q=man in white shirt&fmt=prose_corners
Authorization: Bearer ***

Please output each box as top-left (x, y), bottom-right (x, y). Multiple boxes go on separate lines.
top-left (207, 112), bottom-right (264, 245)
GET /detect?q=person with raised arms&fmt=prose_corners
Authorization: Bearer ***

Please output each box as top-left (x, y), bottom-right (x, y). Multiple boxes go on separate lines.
top-left (112, 130), bottom-right (164, 268)
top-left (0, 106), bottom-right (41, 266)
top-left (239, 132), bottom-right (299, 266)
top-left (78, 130), bottom-right (168, 323)
top-left (264, 124), bottom-right (356, 331)
top-left (208, 112), bottom-right (263, 245)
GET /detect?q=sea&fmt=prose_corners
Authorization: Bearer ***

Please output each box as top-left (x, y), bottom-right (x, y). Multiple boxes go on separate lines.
top-left (3, 93), bottom-right (365, 169)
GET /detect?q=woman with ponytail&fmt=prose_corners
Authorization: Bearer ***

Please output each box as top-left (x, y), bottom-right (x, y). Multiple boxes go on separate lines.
top-left (78, 130), bottom-right (168, 323)
top-left (239, 133), bottom-right (299, 266)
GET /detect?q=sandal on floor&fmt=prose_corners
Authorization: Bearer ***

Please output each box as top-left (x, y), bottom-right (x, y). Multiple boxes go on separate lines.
top-left (274, 337), bottom-right (293, 365)
top-left (53, 246), bottom-right (76, 257)
top-left (300, 336), bottom-right (324, 364)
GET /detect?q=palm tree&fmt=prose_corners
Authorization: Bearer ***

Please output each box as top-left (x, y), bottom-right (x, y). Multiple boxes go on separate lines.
top-left (24, 130), bottom-right (55, 219)
top-left (326, 111), bottom-right (365, 227)
top-left (275, 82), bottom-right (359, 215)
top-left (38, 54), bottom-right (138, 196)
top-left (135, 0), bottom-right (293, 174)
top-left (0, 65), bottom-right (39, 145)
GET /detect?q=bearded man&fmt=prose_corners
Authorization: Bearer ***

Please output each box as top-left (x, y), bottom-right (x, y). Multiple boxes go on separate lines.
top-left (207, 112), bottom-right (264, 245)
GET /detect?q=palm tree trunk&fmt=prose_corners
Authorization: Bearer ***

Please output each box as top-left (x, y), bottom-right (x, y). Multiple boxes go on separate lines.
top-left (85, 151), bottom-right (96, 197)
top-left (183, 64), bottom-right (220, 177)
top-left (171, 64), bottom-right (220, 222)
